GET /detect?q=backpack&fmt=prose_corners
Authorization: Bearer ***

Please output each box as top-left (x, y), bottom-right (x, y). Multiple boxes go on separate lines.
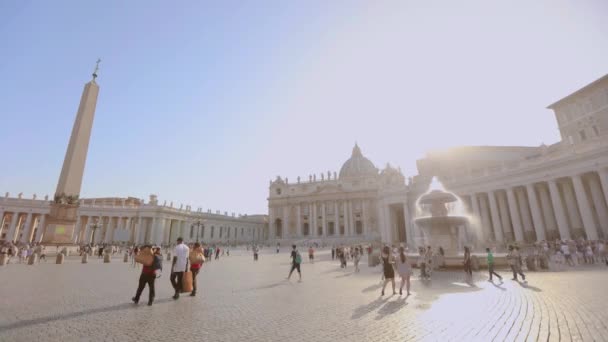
top-left (295, 251), bottom-right (302, 264)
top-left (152, 255), bottom-right (162, 271)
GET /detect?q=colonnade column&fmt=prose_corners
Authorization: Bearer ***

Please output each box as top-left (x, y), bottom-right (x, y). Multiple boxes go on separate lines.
top-left (321, 202), bottom-right (327, 237)
top-left (402, 201), bottom-right (412, 244)
top-left (487, 191), bottom-right (504, 242)
top-left (334, 201), bottom-right (339, 237)
top-left (296, 204), bottom-right (302, 237)
top-left (506, 188), bottom-right (524, 242)
top-left (20, 212), bottom-right (33, 243)
top-left (7, 213), bottom-right (20, 243)
top-left (562, 180), bottom-right (583, 234)
top-left (526, 184), bottom-right (546, 241)
top-left (283, 206), bottom-right (290, 239)
top-left (312, 202), bottom-right (317, 237)
top-left (362, 199), bottom-right (369, 238)
top-left (588, 175), bottom-right (608, 237)
top-left (343, 201), bottom-right (349, 236)
top-left (35, 214), bottom-right (47, 243)
top-left (470, 194), bottom-right (482, 237)
top-left (497, 191), bottom-right (512, 241)
top-left (348, 201), bottom-right (354, 236)
top-left (547, 180), bottom-right (570, 240)
top-left (538, 185), bottom-right (557, 236)
top-left (478, 194), bottom-right (493, 241)
top-left (72, 215), bottom-right (82, 243)
top-left (572, 174), bottom-right (599, 240)
top-left (598, 168), bottom-right (608, 206)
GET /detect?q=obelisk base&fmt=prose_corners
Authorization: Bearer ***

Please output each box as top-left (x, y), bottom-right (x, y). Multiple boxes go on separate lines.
top-left (43, 203), bottom-right (78, 244)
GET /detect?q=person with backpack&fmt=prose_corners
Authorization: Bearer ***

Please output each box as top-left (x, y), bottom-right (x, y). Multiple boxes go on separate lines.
top-left (287, 245), bottom-right (302, 282)
top-left (132, 246), bottom-right (162, 306)
top-left (189, 242), bottom-right (205, 297)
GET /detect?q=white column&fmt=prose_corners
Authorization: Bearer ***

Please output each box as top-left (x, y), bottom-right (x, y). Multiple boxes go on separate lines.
top-left (0, 210), bottom-right (5, 236)
top-left (506, 188), bottom-right (524, 242)
top-left (363, 199), bottom-right (369, 238)
top-left (548, 180), bottom-right (570, 240)
top-left (588, 175), bottom-right (608, 237)
top-left (342, 201), bottom-right (348, 236)
top-left (104, 217), bottom-right (113, 243)
top-left (35, 214), bottom-right (47, 243)
top-left (283, 206), bottom-right (289, 239)
top-left (348, 201), bottom-right (354, 236)
top-left (321, 202), bottom-right (327, 237)
top-left (478, 194), bottom-right (493, 241)
top-left (81, 216), bottom-right (91, 244)
top-left (155, 217), bottom-right (165, 245)
top-left (516, 188), bottom-right (534, 240)
top-left (72, 215), bottom-right (82, 243)
top-left (7, 212), bottom-right (20, 243)
top-left (383, 203), bottom-right (392, 243)
top-left (268, 206), bottom-right (275, 240)
top-left (488, 191), bottom-right (504, 242)
top-left (296, 204), bottom-right (302, 237)
top-left (470, 194), bottom-right (482, 236)
top-left (562, 180), bottom-right (583, 233)
top-left (312, 202), bottom-right (318, 237)
top-left (497, 191), bottom-right (512, 240)
top-left (20, 212), bottom-right (33, 243)
top-left (598, 168), bottom-right (608, 206)
top-left (526, 183), bottom-right (546, 241)
top-left (334, 201), bottom-right (340, 237)
top-left (538, 184), bottom-right (558, 236)
top-left (572, 174), bottom-right (599, 240)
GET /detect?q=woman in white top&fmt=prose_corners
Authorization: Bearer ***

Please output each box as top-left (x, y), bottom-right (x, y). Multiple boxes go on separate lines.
top-left (395, 247), bottom-right (411, 296)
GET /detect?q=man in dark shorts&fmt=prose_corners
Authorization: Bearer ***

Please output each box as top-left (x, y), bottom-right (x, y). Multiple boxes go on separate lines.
top-left (287, 245), bottom-right (302, 282)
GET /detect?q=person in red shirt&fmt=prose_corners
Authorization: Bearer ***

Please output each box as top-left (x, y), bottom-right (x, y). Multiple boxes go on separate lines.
top-left (189, 242), bottom-right (205, 297)
top-left (132, 246), bottom-right (162, 306)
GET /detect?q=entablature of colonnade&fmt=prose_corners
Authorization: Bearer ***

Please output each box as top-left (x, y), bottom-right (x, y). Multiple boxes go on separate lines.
top-left (440, 146), bottom-right (608, 195)
top-left (268, 191), bottom-right (380, 205)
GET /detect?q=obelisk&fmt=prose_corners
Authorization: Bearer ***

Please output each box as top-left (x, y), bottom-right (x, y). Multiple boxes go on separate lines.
top-left (44, 60), bottom-right (101, 244)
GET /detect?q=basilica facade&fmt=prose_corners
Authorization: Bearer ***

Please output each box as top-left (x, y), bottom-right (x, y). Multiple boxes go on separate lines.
top-left (268, 74), bottom-right (608, 248)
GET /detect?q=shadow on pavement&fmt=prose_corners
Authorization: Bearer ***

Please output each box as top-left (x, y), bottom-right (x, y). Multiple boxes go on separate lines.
top-left (0, 298), bottom-right (174, 332)
top-left (351, 297), bottom-right (388, 319)
top-left (361, 283), bottom-right (383, 293)
top-left (518, 281), bottom-right (542, 292)
top-left (375, 298), bottom-right (408, 319)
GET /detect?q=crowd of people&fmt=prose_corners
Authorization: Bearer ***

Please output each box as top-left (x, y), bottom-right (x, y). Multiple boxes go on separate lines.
top-left (0, 241), bottom-right (46, 263)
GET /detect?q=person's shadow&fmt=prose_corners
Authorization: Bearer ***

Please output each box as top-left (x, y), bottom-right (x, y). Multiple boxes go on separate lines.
top-left (375, 297), bottom-right (407, 319)
top-left (518, 281), bottom-right (542, 292)
top-left (351, 297), bottom-right (387, 319)
top-left (490, 281), bottom-right (507, 291)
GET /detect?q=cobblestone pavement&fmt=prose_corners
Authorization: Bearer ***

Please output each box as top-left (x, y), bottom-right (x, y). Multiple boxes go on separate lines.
top-left (1, 249), bottom-right (607, 342)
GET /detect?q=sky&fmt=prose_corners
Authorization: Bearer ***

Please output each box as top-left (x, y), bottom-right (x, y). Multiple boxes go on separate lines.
top-left (1, 0), bottom-right (607, 215)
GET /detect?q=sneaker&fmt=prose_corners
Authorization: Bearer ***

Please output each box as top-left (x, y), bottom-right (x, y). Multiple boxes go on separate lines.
top-left (173, 293), bottom-right (179, 300)
top-left (131, 297), bottom-right (139, 304)
top-left (190, 292), bottom-right (196, 297)
top-left (147, 301), bottom-right (153, 306)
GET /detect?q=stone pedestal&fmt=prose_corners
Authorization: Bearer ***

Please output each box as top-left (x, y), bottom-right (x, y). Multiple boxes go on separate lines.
top-left (56, 253), bottom-right (64, 264)
top-left (0, 254), bottom-right (7, 266)
top-left (103, 254), bottom-right (111, 263)
top-left (27, 255), bottom-right (37, 265)
top-left (82, 254), bottom-right (88, 263)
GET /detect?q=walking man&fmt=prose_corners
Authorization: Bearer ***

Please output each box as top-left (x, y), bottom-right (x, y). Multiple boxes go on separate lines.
top-left (171, 237), bottom-right (190, 300)
top-left (507, 245), bottom-right (526, 282)
top-left (486, 247), bottom-right (502, 282)
top-left (287, 245), bottom-right (302, 282)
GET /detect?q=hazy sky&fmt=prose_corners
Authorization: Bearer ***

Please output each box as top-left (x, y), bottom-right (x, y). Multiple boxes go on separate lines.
top-left (1, 0), bottom-right (607, 214)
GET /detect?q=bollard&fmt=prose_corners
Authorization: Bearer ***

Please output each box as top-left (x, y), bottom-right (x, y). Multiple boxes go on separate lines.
top-left (28, 254), bottom-right (37, 265)
top-left (82, 253), bottom-right (88, 264)
top-left (123, 253), bottom-right (129, 263)
top-left (104, 253), bottom-right (111, 263)
top-left (56, 253), bottom-right (64, 264)
top-left (166, 252), bottom-right (172, 261)
top-left (0, 254), bottom-right (7, 266)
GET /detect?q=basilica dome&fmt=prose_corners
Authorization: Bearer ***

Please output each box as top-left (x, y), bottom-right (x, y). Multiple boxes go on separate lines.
top-left (339, 144), bottom-right (378, 179)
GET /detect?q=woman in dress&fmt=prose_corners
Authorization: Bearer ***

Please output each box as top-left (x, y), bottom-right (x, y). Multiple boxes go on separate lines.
top-left (395, 247), bottom-right (411, 295)
top-left (380, 246), bottom-right (396, 296)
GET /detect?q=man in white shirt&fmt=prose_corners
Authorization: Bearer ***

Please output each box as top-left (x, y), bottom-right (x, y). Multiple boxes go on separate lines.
top-left (171, 237), bottom-right (190, 299)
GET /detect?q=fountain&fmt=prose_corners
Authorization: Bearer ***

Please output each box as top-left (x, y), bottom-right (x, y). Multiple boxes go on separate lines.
top-left (415, 179), bottom-right (468, 255)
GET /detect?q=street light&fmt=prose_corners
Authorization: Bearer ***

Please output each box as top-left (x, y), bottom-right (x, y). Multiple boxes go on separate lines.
top-left (191, 220), bottom-right (203, 242)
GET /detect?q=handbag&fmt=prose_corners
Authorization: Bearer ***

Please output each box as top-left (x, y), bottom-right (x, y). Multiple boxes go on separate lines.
top-left (134, 248), bottom-right (153, 266)
top-left (181, 259), bottom-right (193, 293)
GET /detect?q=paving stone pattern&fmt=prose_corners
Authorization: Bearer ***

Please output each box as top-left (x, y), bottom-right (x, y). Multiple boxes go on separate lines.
top-left (0, 249), bottom-right (607, 342)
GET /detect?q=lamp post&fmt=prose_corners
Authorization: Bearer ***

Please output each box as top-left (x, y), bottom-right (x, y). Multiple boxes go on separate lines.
top-left (90, 218), bottom-right (102, 245)
top-left (191, 220), bottom-right (203, 242)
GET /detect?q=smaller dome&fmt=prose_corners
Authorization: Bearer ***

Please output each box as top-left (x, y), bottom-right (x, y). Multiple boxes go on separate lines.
top-left (339, 144), bottom-right (378, 179)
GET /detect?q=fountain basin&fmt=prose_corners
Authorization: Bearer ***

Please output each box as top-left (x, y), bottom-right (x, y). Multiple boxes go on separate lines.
top-left (415, 216), bottom-right (468, 228)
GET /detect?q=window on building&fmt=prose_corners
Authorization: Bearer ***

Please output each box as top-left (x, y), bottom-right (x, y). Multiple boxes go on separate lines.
top-left (579, 129), bottom-right (587, 141)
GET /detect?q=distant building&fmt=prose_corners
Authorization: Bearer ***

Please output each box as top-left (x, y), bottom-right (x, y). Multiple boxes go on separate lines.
top-left (268, 74), bottom-right (608, 246)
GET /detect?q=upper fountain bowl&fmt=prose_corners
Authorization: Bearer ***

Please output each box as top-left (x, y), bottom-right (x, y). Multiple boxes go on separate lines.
top-left (417, 190), bottom-right (459, 205)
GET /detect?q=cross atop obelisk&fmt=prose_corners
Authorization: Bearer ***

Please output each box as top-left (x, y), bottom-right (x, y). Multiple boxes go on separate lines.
top-left (92, 58), bottom-right (101, 81)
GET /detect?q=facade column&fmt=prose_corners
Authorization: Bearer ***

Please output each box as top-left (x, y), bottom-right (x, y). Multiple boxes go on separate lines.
top-left (599, 168), bottom-right (608, 204)
top-left (348, 201), bottom-right (354, 236)
top-left (402, 201), bottom-right (412, 244)
top-left (548, 180), bottom-right (571, 240)
top-left (72, 215), bottom-right (82, 243)
top-left (104, 217), bottom-right (113, 243)
top-left (538, 184), bottom-right (558, 236)
top-left (20, 212), bottom-right (33, 243)
top-left (572, 174), bottom-right (599, 240)
top-left (7, 212), bottom-right (20, 243)
top-left (470, 194), bottom-right (482, 239)
top-left (487, 191), bottom-right (504, 242)
top-left (478, 194), bottom-right (493, 242)
top-left (497, 191), bottom-right (513, 241)
top-left (362, 199), bottom-right (369, 238)
top-left (0, 210), bottom-right (5, 237)
top-left (506, 188), bottom-right (524, 242)
top-left (35, 214), bottom-right (47, 243)
top-left (562, 180), bottom-right (583, 235)
top-left (516, 188), bottom-right (535, 240)
top-left (588, 175), bottom-right (608, 237)
top-left (321, 202), bottom-right (327, 237)
top-left (342, 201), bottom-right (348, 236)
top-left (268, 206), bottom-right (275, 240)
top-left (526, 183), bottom-right (546, 241)
top-left (383, 203), bottom-right (392, 243)
top-left (283, 206), bottom-right (290, 239)
top-left (334, 201), bottom-right (340, 237)
top-left (155, 217), bottom-right (165, 245)
top-left (296, 204), bottom-right (302, 237)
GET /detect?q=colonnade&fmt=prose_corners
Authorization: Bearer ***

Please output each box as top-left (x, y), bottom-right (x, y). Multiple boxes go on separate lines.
top-left (0, 211), bottom-right (46, 244)
top-left (269, 198), bottom-right (371, 240)
top-left (461, 169), bottom-right (608, 244)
